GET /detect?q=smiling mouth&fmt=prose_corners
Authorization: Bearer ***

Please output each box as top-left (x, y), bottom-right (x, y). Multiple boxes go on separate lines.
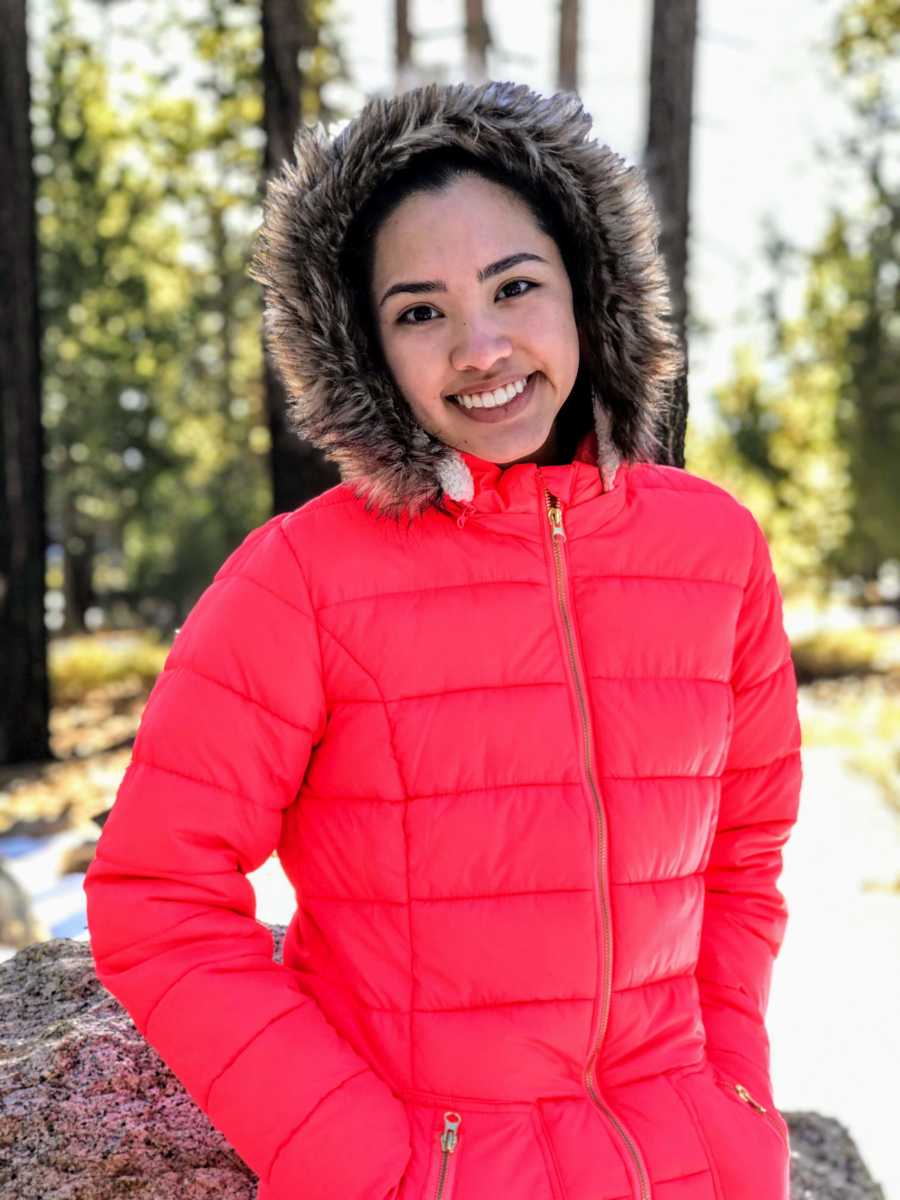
top-left (448, 372), bottom-right (536, 408)
top-left (447, 371), bottom-right (539, 423)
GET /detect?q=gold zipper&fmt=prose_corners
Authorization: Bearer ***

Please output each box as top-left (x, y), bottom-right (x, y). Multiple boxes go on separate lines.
top-left (544, 486), bottom-right (652, 1200)
top-left (734, 1083), bottom-right (767, 1113)
top-left (433, 1111), bottom-right (461, 1200)
top-left (728, 1079), bottom-right (789, 1149)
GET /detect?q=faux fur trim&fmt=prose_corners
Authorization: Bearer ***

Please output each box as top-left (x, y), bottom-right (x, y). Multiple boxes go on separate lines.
top-left (435, 453), bottom-right (476, 504)
top-left (248, 80), bottom-right (683, 521)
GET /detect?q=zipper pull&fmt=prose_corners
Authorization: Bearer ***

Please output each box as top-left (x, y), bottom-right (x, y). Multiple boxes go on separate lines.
top-left (455, 501), bottom-right (476, 530)
top-left (546, 494), bottom-right (566, 541)
top-left (440, 1111), bottom-right (462, 1152)
top-left (734, 1083), bottom-right (767, 1113)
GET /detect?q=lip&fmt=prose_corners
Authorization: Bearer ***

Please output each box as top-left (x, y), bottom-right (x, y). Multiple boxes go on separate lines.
top-left (449, 372), bottom-right (538, 423)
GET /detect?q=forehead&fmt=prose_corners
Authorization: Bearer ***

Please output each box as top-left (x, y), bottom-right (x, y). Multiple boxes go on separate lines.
top-left (373, 175), bottom-right (550, 270)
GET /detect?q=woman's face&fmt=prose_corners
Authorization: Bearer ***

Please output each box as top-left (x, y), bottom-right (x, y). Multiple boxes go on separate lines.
top-left (370, 173), bottom-right (581, 467)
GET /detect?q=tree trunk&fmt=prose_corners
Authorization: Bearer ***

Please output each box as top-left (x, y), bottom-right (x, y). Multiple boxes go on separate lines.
top-left (0, 1), bottom-right (52, 764)
top-left (61, 496), bottom-right (95, 635)
top-left (260, 0), bottom-right (340, 515)
top-left (557, 0), bottom-right (580, 93)
top-left (395, 0), bottom-right (418, 92)
top-left (643, 0), bottom-right (698, 469)
top-left (464, 0), bottom-right (490, 84)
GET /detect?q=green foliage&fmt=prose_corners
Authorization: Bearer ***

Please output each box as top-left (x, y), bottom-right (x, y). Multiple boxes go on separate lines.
top-left (790, 625), bottom-right (900, 682)
top-left (686, 340), bottom-right (853, 597)
top-left (36, 2), bottom-right (186, 545)
top-left (687, 0), bottom-right (899, 597)
top-left (832, 0), bottom-right (900, 96)
top-left (32, 0), bottom-right (352, 630)
top-left (49, 632), bottom-right (171, 705)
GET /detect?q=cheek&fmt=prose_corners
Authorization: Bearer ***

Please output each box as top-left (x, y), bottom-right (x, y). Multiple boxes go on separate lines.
top-left (556, 309), bottom-right (582, 378)
top-left (522, 298), bottom-right (578, 352)
top-left (382, 339), bottom-right (428, 403)
top-left (533, 305), bottom-right (581, 397)
top-left (383, 347), bottom-right (448, 429)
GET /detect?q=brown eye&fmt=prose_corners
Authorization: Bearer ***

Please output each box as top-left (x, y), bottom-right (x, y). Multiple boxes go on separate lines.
top-left (397, 304), bottom-right (440, 326)
top-left (499, 279), bottom-right (536, 299)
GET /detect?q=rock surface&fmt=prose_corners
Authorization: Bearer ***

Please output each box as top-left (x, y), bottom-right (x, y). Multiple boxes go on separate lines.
top-left (0, 932), bottom-right (887, 1199)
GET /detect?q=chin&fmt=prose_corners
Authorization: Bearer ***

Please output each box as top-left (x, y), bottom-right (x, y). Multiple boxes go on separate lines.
top-left (487, 439), bottom-right (554, 468)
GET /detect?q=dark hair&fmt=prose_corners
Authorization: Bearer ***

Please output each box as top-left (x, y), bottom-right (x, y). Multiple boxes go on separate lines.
top-left (339, 146), bottom-right (595, 460)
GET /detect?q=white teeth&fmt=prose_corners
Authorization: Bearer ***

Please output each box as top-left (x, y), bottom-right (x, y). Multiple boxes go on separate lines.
top-left (454, 375), bottom-right (531, 409)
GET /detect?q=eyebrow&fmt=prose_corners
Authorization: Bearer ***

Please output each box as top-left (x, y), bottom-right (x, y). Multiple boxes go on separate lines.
top-left (378, 251), bottom-right (549, 309)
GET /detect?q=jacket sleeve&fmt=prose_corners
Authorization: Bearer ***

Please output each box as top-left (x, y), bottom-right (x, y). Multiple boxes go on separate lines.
top-left (696, 509), bottom-right (803, 1110)
top-left (83, 514), bottom-right (412, 1200)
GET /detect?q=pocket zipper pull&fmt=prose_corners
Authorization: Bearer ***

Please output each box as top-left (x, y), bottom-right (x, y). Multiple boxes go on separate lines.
top-left (440, 1110), bottom-right (462, 1152)
top-left (734, 1082), bottom-right (767, 1113)
top-left (433, 1112), bottom-right (462, 1200)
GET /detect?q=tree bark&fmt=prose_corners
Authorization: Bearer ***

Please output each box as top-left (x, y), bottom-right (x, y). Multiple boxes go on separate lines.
top-left (557, 0), bottom-right (580, 93)
top-left (644, 0), bottom-right (698, 469)
top-left (61, 494), bottom-right (95, 635)
top-left (464, 0), bottom-right (490, 84)
top-left (395, 0), bottom-right (419, 92)
top-left (0, 0), bottom-right (52, 764)
top-left (260, 0), bottom-right (340, 514)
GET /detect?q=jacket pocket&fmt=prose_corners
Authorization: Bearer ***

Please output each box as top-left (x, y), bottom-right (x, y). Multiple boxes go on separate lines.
top-left (667, 1062), bottom-right (790, 1200)
top-left (532, 1103), bottom-right (567, 1200)
top-left (399, 1094), bottom-right (563, 1200)
top-left (709, 1065), bottom-right (791, 1153)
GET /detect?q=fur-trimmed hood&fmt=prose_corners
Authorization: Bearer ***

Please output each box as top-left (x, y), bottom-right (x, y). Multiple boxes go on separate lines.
top-left (248, 79), bottom-right (684, 521)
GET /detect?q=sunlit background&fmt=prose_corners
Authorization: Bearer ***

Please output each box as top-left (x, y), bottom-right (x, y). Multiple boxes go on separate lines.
top-left (1, 0), bottom-right (898, 1195)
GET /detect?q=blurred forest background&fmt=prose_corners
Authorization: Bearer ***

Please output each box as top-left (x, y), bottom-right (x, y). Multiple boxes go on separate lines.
top-left (2, 0), bottom-right (899, 887)
top-left (0, 0), bottom-right (896, 885)
top-left (2, 0), bottom-right (898, 820)
top-left (1, 0), bottom-right (899, 1191)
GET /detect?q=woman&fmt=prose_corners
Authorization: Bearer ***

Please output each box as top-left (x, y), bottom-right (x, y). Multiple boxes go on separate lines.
top-left (84, 80), bottom-right (803, 1200)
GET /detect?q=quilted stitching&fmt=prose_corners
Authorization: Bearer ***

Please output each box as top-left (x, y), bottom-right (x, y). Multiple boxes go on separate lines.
top-left (84, 457), bottom-right (800, 1200)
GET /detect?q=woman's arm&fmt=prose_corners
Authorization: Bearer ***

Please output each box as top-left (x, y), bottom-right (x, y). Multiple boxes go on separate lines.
top-left (83, 514), bottom-right (411, 1200)
top-left (696, 510), bottom-right (803, 1110)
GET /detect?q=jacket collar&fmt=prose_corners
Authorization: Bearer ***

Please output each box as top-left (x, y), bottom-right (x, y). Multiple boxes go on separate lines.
top-left (436, 399), bottom-right (623, 531)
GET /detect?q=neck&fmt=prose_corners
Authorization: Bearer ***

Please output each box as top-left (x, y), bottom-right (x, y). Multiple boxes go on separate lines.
top-left (494, 421), bottom-right (565, 469)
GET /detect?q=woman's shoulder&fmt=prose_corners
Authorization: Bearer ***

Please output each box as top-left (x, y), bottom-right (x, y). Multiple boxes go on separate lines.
top-left (627, 460), bottom-right (758, 519)
top-left (626, 460), bottom-right (744, 506)
top-left (625, 461), bottom-right (765, 564)
top-left (209, 481), bottom-right (354, 591)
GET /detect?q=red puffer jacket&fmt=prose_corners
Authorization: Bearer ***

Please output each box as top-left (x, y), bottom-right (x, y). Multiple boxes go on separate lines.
top-left (84, 428), bottom-right (802, 1200)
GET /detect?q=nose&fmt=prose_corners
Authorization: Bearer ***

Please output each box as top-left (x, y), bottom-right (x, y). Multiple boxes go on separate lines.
top-left (449, 319), bottom-right (513, 374)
